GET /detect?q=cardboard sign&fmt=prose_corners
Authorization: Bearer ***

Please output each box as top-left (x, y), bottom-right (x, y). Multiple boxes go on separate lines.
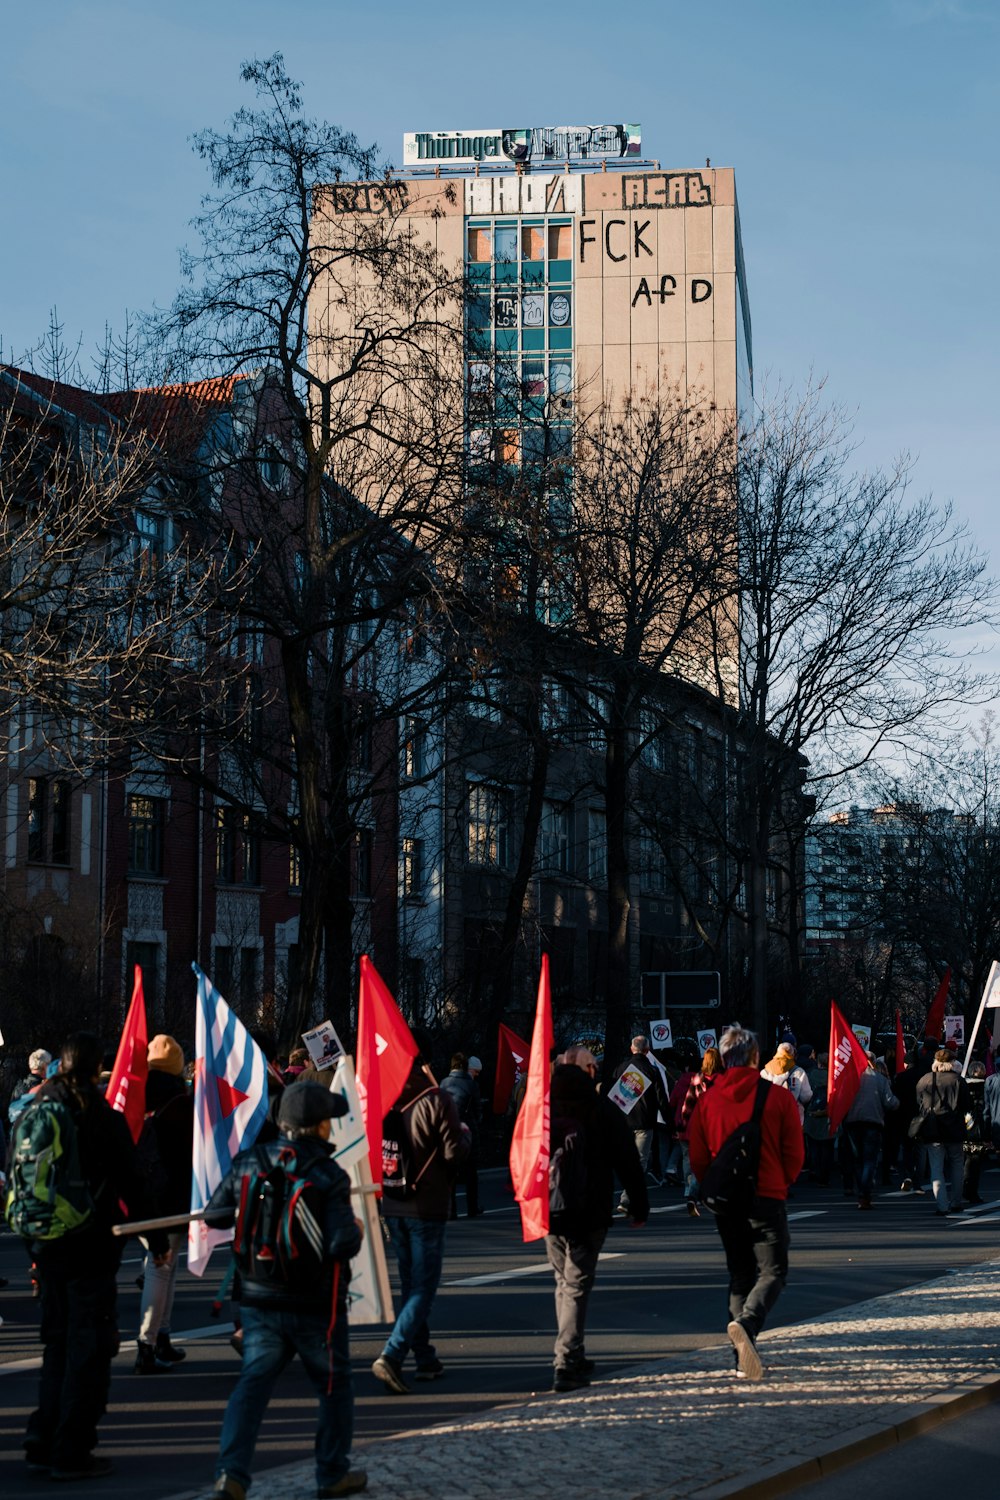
top-left (697, 1029), bottom-right (718, 1055)
top-left (608, 1065), bottom-right (652, 1115)
top-left (327, 1056), bottom-right (393, 1326)
top-left (650, 1018), bottom-right (673, 1049)
top-left (944, 1015), bottom-right (965, 1049)
top-left (302, 1020), bottom-right (345, 1071)
top-left (852, 1025), bottom-right (871, 1053)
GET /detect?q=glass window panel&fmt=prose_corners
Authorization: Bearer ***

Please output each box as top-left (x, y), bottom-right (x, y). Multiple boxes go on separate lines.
top-left (522, 328), bottom-right (545, 352)
top-left (468, 328), bottom-right (491, 353)
top-left (467, 294), bottom-right (491, 329)
top-left (467, 227), bottom-right (491, 262)
top-left (548, 292), bottom-right (572, 328)
top-left (468, 263), bottom-right (491, 286)
top-left (467, 361), bottom-right (491, 394)
top-left (549, 360), bottom-right (573, 396)
top-left (495, 226), bottom-right (517, 262)
top-left (494, 292), bottom-right (518, 329)
top-left (549, 426), bottom-right (573, 459)
top-left (521, 292), bottom-right (545, 329)
top-left (522, 361), bottom-right (545, 397)
top-left (522, 226), bottom-right (544, 261)
top-left (495, 261), bottom-right (518, 284)
top-left (548, 259), bottom-right (572, 284)
top-left (522, 261), bottom-right (544, 285)
top-left (548, 224), bottom-right (571, 259)
top-left (495, 329), bottom-right (518, 352)
top-left (549, 328), bottom-right (572, 350)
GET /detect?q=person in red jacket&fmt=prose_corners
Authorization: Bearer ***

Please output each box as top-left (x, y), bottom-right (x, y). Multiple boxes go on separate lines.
top-left (688, 1025), bottom-right (804, 1382)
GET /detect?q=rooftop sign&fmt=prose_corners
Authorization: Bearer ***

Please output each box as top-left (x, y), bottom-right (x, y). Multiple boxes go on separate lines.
top-left (403, 124), bottom-right (641, 167)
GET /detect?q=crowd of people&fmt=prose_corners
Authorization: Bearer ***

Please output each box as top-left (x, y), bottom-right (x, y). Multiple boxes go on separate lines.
top-left (1, 1020), bottom-right (995, 1496)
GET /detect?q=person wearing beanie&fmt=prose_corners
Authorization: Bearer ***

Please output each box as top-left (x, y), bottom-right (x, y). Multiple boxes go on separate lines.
top-left (134, 1036), bottom-right (194, 1374)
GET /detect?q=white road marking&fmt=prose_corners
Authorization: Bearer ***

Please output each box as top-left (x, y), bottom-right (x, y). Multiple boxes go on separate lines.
top-left (786, 1210), bottom-right (827, 1221)
top-left (951, 1211), bottom-right (1000, 1226)
top-left (649, 1203), bottom-right (695, 1215)
top-left (446, 1253), bottom-right (624, 1287)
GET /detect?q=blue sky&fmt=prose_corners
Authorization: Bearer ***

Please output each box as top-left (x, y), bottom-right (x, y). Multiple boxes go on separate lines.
top-left (3, 0), bottom-right (998, 661)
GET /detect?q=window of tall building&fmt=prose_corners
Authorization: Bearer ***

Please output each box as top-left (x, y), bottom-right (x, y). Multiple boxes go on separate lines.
top-left (135, 510), bottom-right (168, 568)
top-left (467, 783), bottom-right (509, 868)
top-left (126, 940), bottom-right (160, 1007)
top-left (127, 794), bottom-right (165, 876)
top-left (401, 716), bottom-right (427, 780)
top-left (587, 808), bottom-right (607, 885)
top-left (639, 832), bottom-right (670, 896)
top-left (465, 215), bottom-right (573, 475)
top-left (215, 807), bottom-right (236, 883)
top-left (240, 813), bottom-right (261, 885)
top-left (538, 800), bottom-right (571, 874)
top-left (27, 777), bottom-right (47, 861)
top-left (401, 836), bottom-right (424, 900)
top-left (214, 943), bottom-right (233, 998)
top-left (354, 827), bottom-right (373, 900)
top-left (240, 946), bottom-right (260, 1010)
top-left (50, 781), bottom-right (71, 864)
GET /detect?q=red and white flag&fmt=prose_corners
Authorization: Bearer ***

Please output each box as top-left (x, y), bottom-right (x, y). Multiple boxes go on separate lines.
top-left (922, 967), bottom-right (951, 1044)
top-left (509, 956), bottom-right (553, 1243)
top-left (827, 1000), bottom-right (870, 1137)
top-left (107, 965), bottom-right (149, 1143)
top-left (493, 1022), bottom-right (530, 1114)
top-left (356, 955), bottom-right (418, 1190)
top-left (189, 964), bottom-right (269, 1277)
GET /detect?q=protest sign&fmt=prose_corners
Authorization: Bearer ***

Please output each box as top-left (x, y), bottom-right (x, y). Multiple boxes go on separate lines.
top-left (697, 1028), bottom-right (718, 1055)
top-left (649, 1018), bottom-right (673, 1049)
top-left (608, 1065), bottom-right (652, 1115)
top-left (302, 1020), bottom-right (345, 1070)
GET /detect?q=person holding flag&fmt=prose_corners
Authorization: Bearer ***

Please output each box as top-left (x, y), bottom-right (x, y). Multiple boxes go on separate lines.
top-left (359, 959), bottom-right (466, 1396)
top-left (133, 1035), bottom-right (194, 1374)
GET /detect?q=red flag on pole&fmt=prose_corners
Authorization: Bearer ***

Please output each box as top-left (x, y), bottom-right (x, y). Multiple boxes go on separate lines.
top-left (493, 1022), bottom-right (531, 1114)
top-left (894, 1009), bottom-right (906, 1077)
top-left (509, 955), bottom-right (553, 1243)
top-left (827, 1000), bottom-right (870, 1137)
top-left (106, 965), bottom-right (149, 1143)
top-left (356, 955), bottom-right (419, 1190)
top-left (922, 968), bottom-right (951, 1044)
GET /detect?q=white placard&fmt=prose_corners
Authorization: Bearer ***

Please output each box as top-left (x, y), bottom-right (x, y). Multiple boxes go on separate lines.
top-left (327, 1056), bottom-right (393, 1326)
top-left (608, 1064), bottom-right (652, 1115)
top-left (697, 1029), bottom-right (718, 1055)
top-left (302, 1020), bottom-right (345, 1071)
top-left (852, 1025), bottom-right (872, 1052)
top-left (650, 1018), bottom-right (673, 1049)
top-left (944, 1015), bottom-right (965, 1049)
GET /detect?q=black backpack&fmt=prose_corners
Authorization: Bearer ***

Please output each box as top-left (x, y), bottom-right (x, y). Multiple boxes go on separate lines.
top-left (232, 1147), bottom-right (328, 1293)
top-left (381, 1089), bottom-right (439, 1203)
top-left (699, 1079), bottom-right (772, 1217)
top-left (549, 1115), bottom-right (589, 1222)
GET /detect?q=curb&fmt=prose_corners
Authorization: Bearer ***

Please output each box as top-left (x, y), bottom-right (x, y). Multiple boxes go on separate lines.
top-left (690, 1371), bottom-right (1000, 1499)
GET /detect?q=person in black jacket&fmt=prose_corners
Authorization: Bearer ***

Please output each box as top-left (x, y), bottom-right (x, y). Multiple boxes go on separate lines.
top-left (22, 1031), bottom-right (166, 1482)
top-left (205, 1081), bottom-right (366, 1500)
top-left (547, 1048), bottom-right (648, 1392)
top-left (371, 1055), bottom-right (465, 1396)
top-left (916, 1051), bottom-right (974, 1217)
top-left (613, 1036), bottom-right (670, 1213)
top-left (134, 1034), bottom-right (195, 1373)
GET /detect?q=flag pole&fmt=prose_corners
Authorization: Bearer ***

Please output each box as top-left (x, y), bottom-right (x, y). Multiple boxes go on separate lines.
top-left (112, 1185), bottom-right (380, 1237)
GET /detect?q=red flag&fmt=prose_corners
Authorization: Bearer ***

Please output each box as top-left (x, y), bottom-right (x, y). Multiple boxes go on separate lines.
top-left (356, 955), bottom-right (419, 1190)
top-left (923, 968), bottom-right (951, 1044)
top-left (894, 1009), bottom-right (906, 1077)
top-left (827, 1000), bottom-right (870, 1137)
top-left (106, 965), bottom-right (149, 1143)
top-left (493, 1022), bottom-right (530, 1114)
top-left (509, 956), bottom-right (553, 1243)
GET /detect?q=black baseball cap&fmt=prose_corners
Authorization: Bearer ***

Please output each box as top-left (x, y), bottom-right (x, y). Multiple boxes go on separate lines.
top-left (278, 1081), bottom-right (349, 1129)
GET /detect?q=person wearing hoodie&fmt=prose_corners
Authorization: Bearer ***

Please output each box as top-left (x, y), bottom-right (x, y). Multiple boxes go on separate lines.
top-left (134, 1035), bottom-right (195, 1373)
top-left (545, 1047), bottom-right (648, 1392)
top-left (760, 1042), bottom-right (813, 1123)
top-left (915, 1049), bottom-right (974, 1217)
top-left (689, 1026), bottom-right (804, 1382)
top-left (842, 1052), bottom-right (899, 1209)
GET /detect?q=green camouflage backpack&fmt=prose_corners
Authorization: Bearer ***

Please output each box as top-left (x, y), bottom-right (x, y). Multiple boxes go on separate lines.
top-left (4, 1094), bottom-right (95, 1241)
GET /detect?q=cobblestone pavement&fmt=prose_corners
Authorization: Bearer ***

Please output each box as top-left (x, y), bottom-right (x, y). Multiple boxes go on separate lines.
top-left (169, 1257), bottom-right (1000, 1500)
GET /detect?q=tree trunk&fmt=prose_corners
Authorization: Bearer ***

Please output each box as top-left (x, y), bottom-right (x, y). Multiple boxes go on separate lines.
top-left (603, 687), bottom-right (632, 1078)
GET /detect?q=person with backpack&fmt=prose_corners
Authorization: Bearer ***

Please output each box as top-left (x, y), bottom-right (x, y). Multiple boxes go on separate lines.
top-left (915, 1049), bottom-right (974, 1217)
top-left (6, 1031), bottom-right (166, 1481)
top-left (371, 1050), bottom-right (466, 1396)
top-left (440, 1051), bottom-right (483, 1218)
top-left (204, 1080), bottom-right (366, 1500)
top-left (688, 1025), bottom-right (804, 1383)
top-left (133, 1034), bottom-right (194, 1374)
top-left (546, 1045), bottom-right (648, 1393)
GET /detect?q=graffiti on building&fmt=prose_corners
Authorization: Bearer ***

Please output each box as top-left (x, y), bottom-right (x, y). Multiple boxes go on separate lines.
top-left (621, 172), bottom-right (712, 209)
top-left (631, 277), bottom-right (713, 308)
top-left (327, 181), bottom-right (411, 214)
top-left (465, 174), bottom-right (584, 216)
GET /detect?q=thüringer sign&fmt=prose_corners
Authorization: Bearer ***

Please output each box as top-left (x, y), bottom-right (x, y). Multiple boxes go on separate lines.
top-left (403, 124), bottom-right (641, 167)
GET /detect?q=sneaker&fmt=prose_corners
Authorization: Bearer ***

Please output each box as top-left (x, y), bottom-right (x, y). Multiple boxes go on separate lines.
top-left (51, 1457), bottom-right (115, 1482)
top-left (371, 1354), bottom-right (410, 1395)
top-left (858, 1198), bottom-right (873, 1210)
top-left (134, 1341), bottom-right (173, 1374)
top-left (414, 1358), bottom-right (445, 1381)
top-left (155, 1332), bottom-right (187, 1364)
top-left (210, 1477), bottom-right (246, 1500)
top-left (726, 1320), bottom-right (763, 1382)
top-left (317, 1473), bottom-right (368, 1498)
top-left (899, 1178), bottom-right (913, 1192)
top-left (614, 1202), bottom-right (630, 1216)
top-left (568, 1353), bottom-right (596, 1375)
top-left (25, 1446), bottom-right (50, 1475)
top-left (686, 1199), bottom-right (700, 1217)
top-left (553, 1366), bottom-right (590, 1393)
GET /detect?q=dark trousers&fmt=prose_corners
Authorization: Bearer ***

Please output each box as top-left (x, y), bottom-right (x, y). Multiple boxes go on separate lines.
top-left (714, 1198), bottom-right (789, 1338)
top-left (450, 1146), bottom-right (480, 1216)
top-left (545, 1227), bottom-right (606, 1366)
top-left (845, 1123), bottom-right (883, 1201)
top-left (27, 1266), bottom-right (119, 1467)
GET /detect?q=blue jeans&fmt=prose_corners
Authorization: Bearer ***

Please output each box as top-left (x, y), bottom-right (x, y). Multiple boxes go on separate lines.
top-left (382, 1216), bottom-right (447, 1369)
top-left (217, 1304), bottom-right (353, 1490)
top-left (845, 1123), bottom-right (883, 1201)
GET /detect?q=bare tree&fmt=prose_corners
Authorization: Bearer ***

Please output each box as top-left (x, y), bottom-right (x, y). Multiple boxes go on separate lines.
top-left (719, 381), bottom-right (996, 1039)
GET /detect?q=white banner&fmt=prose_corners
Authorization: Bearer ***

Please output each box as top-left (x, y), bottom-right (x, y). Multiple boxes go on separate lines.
top-left (327, 1056), bottom-right (393, 1326)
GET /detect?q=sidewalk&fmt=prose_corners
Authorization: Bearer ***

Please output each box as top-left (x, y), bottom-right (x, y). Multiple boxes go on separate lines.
top-left (169, 1256), bottom-right (1000, 1500)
